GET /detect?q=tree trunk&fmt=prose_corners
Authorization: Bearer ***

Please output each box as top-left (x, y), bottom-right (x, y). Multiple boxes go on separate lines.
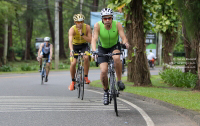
top-left (162, 30), bottom-right (178, 70)
top-left (45, 0), bottom-right (55, 46)
top-left (0, 24), bottom-right (4, 64)
top-left (92, 0), bottom-right (98, 11)
top-left (8, 21), bottom-right (15, 61)
top-left (127, 0), bottom-right (151, 86)
top-left (183, 24), bottom-right (197, 74)
top-left (59, 1), bottom-right (66, 59)
top-left (25, 0), bottom-right (33, 60)
top-left (3, 19), bottom-right (8, 65)
top-left (195, 31), bottom-right (200, 90)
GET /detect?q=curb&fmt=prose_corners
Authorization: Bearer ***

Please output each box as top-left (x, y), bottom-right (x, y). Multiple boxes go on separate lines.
top-left (87, 86), bottom-right (200, 126)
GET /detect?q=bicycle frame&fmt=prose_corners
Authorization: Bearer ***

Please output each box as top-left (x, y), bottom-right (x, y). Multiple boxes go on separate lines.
top-left (74, 51), bottom-right (91, 100)
top-left (97, 52), bottom-right (122, 116)
top-left (41, 58), bottom-right (48, 84)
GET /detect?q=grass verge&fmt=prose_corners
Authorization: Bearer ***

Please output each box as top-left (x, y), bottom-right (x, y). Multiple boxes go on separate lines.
top-left (90, 75), bottom-right (200, 113)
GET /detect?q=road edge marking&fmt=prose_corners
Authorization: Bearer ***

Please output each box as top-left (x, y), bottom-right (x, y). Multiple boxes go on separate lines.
top-left (86, 89), bottom-right (155, 126)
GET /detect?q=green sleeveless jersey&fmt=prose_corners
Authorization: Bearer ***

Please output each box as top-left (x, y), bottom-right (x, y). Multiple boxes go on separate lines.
top-left (98, 20), bottom-right (119, 48)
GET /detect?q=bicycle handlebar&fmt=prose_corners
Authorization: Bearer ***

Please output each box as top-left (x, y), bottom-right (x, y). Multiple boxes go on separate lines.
top-left (73, 51), bottom-right (92, 56)
top-left (96, 52), bottom-right (122, 57)
top-left (120, 44), bottom-right (127, 49)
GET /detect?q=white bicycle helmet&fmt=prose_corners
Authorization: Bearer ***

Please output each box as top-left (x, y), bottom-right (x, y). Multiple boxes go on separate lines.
top-left (73, 14), bottom-right (85, 21)
top-left (100, 8), bottom-right (113, 17)
top-left (44, 37), bottom-right (50, 42)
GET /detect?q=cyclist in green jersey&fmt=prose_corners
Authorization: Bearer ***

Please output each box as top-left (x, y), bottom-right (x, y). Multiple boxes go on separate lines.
top-left (91, 8), bottom-right (129, 105)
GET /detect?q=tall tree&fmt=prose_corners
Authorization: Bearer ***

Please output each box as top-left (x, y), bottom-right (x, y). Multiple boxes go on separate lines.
top-left (25, 0), bottom-right (33, 60)
top-left (174, 0), bottom-right (200, 90)
top-left (45, 0), bottom-right (55, 46)
top-left (8, 21), bottom-right (15, 61)
top-left (59, 1), bottom-right (66, 59)
top-left (92, 0), bottom-right (99, 11)
top-left (151, 0), bottom-right (180, 70)
top-left (108, 0), bottom-right (152, 86)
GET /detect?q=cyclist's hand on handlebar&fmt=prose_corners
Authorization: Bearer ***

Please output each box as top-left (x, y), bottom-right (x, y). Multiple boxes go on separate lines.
top-left (70, 50), bottom-right (74, 57)
top-left (124, 43), bottom-right (130, 49)
top-left (91, 51), bottom-right (98, 56)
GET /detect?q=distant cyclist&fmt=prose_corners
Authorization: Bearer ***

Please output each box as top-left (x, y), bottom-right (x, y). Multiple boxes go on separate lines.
top-left (91, 8), bottom-right (129, 105)
top-left (68, 14), bottom-right (92, 91)
top-left (147, 50), bottom-right (156, 67)
top-left (37, 37), bottom-right (53, 82)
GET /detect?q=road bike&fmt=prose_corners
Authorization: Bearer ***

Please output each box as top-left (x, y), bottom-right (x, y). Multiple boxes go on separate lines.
top-left (73, 51), bottom-right (92, 100)
top-left (40, 58), bottom-right (48, 84)
top-left (95, 52), bottom-right (122, 116)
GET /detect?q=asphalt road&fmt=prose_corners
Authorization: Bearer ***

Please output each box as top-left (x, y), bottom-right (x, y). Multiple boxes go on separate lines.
top-left (0, 68), bottom-right (198, 126)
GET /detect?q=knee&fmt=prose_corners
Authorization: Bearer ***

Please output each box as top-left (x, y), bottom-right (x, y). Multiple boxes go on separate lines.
top-left (84, 56), bottom-right (89, 62)
top-left (113, 57), bottom-right (121, 65)
top-left (101, 69), bottom-right (108, 76)
top-left (71, 61), bottom-right (76, 67)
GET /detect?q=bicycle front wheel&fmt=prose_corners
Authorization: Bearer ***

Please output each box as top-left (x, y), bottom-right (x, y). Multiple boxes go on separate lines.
top-left (75, 67), bottom-right (81, 98)
top-left (110, 73), bottom-right (118, 116)
top-left (113, 90), bottom-right (118, 116)
top-left (41, 68), bottom-right (45, 85)
top-left (80, 67), bottom-right (84, 100)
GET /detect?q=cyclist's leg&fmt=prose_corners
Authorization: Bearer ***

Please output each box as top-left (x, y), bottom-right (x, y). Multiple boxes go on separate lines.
top-left (38, 52), bottom-right (44, 71)
top-left (69, 44), bottom-right (80, 91)
top-left (98, 46), bottom-right (109, 90)
top-left (111, 43), bottom-right (122, 81)
top-left (70, 57), bottom-right (77, 81)
top-left (112, 49), bottom-right (122, 81)
top-left (82, 44), bottom-right (90, 84)
top-left (111, 43), bottom-right (125, 90)
top-left (99, 63), bottom-right (109, 89)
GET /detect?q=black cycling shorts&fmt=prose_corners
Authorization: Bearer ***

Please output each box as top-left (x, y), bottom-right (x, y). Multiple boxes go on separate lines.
top-left (97, 42), bottom-right (121, 64)
top-left (73, 43), bottom-right (90, 58)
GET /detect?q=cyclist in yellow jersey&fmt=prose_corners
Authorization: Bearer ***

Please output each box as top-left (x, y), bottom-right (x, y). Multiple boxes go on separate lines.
top-left (68, 14), bottom-right (92, 91)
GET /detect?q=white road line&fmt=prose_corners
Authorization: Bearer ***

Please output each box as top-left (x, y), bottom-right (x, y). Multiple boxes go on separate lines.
top-left (86, 89), bottom-right (155, 126)
top-left (0, 96), bottom-right (130, 112)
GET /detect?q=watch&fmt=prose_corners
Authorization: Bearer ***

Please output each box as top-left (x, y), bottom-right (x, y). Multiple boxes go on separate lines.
top-left (81, 33), bottom-right (84, 36)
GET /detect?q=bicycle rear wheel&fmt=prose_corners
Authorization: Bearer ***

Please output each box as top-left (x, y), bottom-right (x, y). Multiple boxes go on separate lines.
top-left (80, 67), bottom-right (84, 100)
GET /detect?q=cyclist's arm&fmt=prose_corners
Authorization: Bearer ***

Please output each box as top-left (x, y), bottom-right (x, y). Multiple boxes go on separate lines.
top-left (38, 43), bottom-right (44, 58)
top-left (117, 22), bottom-right (128, 45)
top-left (50, 44), bottom-right (53, 59)
top-left (91, 23), bottom-right (99, 51)
top-left (82, 24), bottom-right (92, 43)
top-left (68, 27), bottom-right (74, 52)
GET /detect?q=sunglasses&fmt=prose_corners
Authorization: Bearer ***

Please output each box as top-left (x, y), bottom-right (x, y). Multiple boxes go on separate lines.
top-left (75, 21), bottom-right (83, 24)
top-left (102, 17), bottom-right (112, 21)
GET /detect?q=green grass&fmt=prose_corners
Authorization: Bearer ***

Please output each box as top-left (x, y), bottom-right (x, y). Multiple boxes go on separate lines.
top-left (90, 75), bottom-right (200, 113)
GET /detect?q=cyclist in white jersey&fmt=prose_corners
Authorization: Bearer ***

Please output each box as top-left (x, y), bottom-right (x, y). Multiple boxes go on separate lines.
top-left (37, 37), bottom-right (53, 82)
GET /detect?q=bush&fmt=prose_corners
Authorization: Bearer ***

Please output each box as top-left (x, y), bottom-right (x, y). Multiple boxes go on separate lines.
top-left (59, 62), bottom-right (69, 69)
top-left (159, 68), bottom-right (197, 88)
top-left (0, 65), bottom-right (12, 72)
top-left (21, 64), bottom-right (32, 71)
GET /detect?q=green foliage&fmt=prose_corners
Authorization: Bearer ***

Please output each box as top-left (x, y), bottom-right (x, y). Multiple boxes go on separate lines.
top-left (159, 68), bottom-right (197, 88)
top-left (0, 65), bottom-right (12, 72)
top-left (59, 62), bottom-right (69, 69)
top-left (151, 0), bottom-right (180, 33)
top-left (173, 0), bottom-right (200, 40)
top-left (21, 64), bottom-right (37, 71)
